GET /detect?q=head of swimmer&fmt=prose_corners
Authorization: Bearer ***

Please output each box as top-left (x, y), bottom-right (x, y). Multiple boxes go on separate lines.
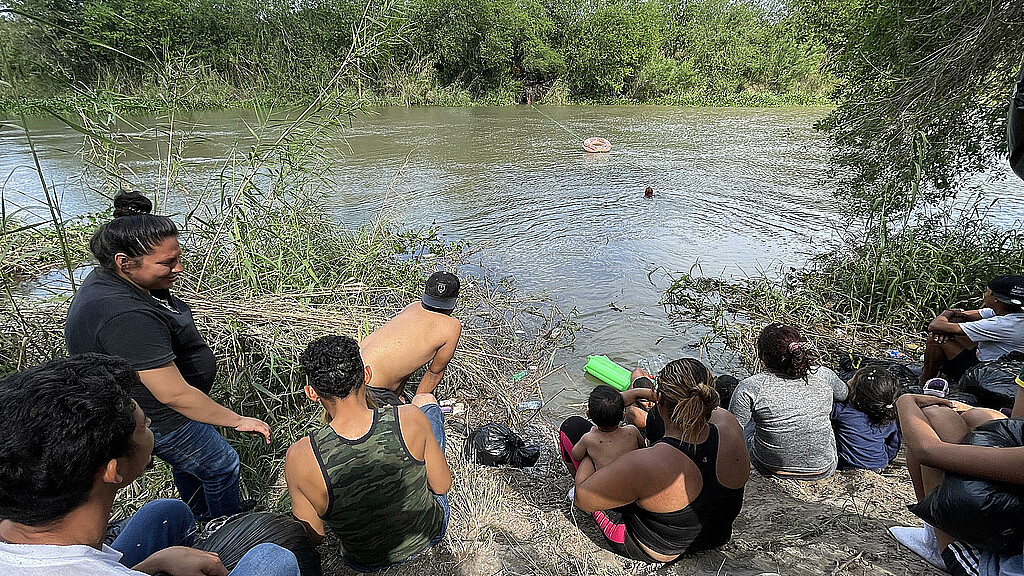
top-left (656, 358), bottom-right (719, 440)
top-left (300, 335), bottom-right (369, 404)
top-left (91, 191), bottom-right (181, 292)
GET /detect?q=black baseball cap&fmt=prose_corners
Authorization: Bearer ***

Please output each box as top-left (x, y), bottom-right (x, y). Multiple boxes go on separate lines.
top-left (423, 271), bottom-right (460, 310)
top-left (989, 275), bottom-right (1024, 306)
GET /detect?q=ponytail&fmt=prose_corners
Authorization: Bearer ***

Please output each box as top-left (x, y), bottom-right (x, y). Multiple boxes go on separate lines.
top-left (658, 358), bottom-right (719, 442)
top-left (757, 323), bottom-right (815, 379)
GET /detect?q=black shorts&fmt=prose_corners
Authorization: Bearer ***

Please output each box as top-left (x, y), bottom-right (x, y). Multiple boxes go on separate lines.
top-left (944, 349), bottom-right (980, 382)
top-left (366, 385), bottom-right (406, 407)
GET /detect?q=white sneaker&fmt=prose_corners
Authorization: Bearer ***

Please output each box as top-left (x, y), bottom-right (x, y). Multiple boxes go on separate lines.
top-left (888, 525), bottom-right (946, 570)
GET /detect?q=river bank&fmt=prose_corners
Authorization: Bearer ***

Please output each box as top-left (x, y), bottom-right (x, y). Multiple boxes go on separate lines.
top-left (2, 200), bottom-right (941, 576)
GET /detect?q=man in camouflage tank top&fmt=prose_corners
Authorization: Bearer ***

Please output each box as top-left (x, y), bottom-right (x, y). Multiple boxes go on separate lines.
top-left (286, 335), bottom-right (452, 571)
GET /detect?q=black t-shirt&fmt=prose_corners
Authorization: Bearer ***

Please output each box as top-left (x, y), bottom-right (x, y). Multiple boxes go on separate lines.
top-left (65, 267), bottom-right (217, 434)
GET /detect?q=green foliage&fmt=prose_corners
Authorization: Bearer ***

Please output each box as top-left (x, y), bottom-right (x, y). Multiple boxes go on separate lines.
top-left (675, 0), bottom-right (826, 95)
top-left (666, 211), bottom-right (1024, 336)
top-left (0, 0), bottom-right (834, 106)
top-left (556, 0), bottom-right (671, 98)
top-left (813, 0), bottom-right (1024, 212)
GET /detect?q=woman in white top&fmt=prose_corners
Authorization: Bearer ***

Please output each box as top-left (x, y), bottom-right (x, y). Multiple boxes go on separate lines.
top-left (728, 323), bottom-right (848, 478)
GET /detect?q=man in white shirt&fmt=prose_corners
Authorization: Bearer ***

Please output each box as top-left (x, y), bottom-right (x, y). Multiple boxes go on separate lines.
top-left (920, 275), bottom-right (1024, 385)
top-left (0, 354), bottom-right (300, 576)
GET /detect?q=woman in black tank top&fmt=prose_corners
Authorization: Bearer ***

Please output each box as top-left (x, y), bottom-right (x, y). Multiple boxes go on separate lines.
top-left (568, 358), bottom-right (750, 563)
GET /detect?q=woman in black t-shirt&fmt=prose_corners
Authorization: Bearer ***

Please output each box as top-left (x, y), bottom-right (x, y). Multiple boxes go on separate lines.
top-left (65, 192), bottom-right (271, 519)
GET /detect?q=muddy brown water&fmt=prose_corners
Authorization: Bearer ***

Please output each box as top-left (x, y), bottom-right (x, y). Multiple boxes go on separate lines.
top-left (2, 106), bottom-right (1021, 413)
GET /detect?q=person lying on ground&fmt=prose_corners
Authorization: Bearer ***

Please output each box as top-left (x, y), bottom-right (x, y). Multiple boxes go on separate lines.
top-left (571, 385), bottom-right (645, 471)
top-left (919, 275), bottom-right (1024, 386)
top-left (830, 366), bottom-right (901, 471)
top-left (0, 353), bottom-right (300, 576)
top-left (894, 392), bottom-right (1024, 575)
top-left (728, 323), bottom-right (848, 479)
top-left (286, 335), bottom-right (452, 572)
top-left (560, 358), bottom-right (749, 563)
top-left (64, 191), bottom-right (270, 520)
top-left (359, 271), bottom-right (463, 406)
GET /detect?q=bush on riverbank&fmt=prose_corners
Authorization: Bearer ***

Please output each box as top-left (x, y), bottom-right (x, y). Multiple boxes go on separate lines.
top-left (0, 0), bottom-right (835, 111)
top-left (664, 208), bottom-right (1024, 369)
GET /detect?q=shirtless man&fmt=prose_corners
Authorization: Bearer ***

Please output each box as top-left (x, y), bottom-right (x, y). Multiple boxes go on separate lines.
top-left (360, 271), bottom-right (463, 405)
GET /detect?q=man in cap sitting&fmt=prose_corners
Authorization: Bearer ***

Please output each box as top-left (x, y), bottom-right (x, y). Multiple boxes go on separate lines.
top-left (359, 271), bottom-right (463, 405)
top-left (920, 275), bottom-right (1024, 392)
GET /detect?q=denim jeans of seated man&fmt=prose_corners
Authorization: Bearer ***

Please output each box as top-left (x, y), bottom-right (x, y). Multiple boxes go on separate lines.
top-left (152, 419), bottom-right (243, 519)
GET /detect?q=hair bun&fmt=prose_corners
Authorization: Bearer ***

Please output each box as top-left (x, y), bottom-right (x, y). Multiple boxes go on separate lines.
top-left (112, 191), bottom-right (153, 218)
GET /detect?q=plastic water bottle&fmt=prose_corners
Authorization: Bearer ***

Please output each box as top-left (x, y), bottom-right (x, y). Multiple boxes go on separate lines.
top-left (639, 354), bottom-right (667, 376)
top-left (885, 349), bottom-right (907, 360)
top-left (518, 400), bottom-right (543, 411)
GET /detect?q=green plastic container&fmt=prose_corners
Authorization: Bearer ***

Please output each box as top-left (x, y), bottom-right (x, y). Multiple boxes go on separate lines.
top-left (583, 355), bottom-right (631, 391)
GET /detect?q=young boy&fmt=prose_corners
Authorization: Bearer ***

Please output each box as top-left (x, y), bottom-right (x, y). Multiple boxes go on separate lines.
top-left (571, 385), bottom-right (645, 470)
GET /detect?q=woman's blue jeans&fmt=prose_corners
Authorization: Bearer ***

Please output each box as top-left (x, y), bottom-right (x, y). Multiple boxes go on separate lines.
top-left (152, 419), bottom-right (243, 519)
top-left (114, 499), bottom-right (299, 575)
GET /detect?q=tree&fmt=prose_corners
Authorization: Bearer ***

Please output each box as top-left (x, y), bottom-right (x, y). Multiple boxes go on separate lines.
top-left (815, 0), bottom-right (1024, 212)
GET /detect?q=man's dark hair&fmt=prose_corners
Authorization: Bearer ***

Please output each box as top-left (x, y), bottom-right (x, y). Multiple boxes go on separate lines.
top-left (589, 384), bottom-right (625, 428)
top-left (0, 354), bottom-right (138, 526)
top-left (300, 335), bottom-right (364, 399)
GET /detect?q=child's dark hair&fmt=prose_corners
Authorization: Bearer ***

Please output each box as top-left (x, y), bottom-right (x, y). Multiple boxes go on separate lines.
top-left (847, 366), bottom-right (898, 426)
top-left (589, 385), bottom-right (625, 428)
top-left (89, 191), bottom-right (178, 271)
top-left (756, 323), bottom-right (816, 379)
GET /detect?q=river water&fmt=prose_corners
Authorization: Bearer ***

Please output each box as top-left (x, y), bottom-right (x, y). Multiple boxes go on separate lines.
top-left (2, 106), bottom-right (1021, 408)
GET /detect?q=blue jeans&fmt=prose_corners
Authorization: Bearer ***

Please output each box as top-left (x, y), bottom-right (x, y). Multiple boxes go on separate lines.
top-left (114, 499), bottom-right (299, 576)
top-left (344, 403), bottom-right (450, 572)
top-left (152, 419), bottom-right (242, 519)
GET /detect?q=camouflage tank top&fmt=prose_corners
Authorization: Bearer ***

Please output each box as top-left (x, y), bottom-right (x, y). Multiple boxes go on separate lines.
top-left (309, 407), bottom-right (444, 568)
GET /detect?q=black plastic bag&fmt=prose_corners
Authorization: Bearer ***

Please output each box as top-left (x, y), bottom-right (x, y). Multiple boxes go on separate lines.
top-left (837, 353), bottom-right (919, 390)
top-left (195, 512), bottom-right (322, 576)
top-left (1010, 61), bottom-right (1024, 180)
top-left (909, 418), bottom-right (1024, 553)
top-left (465, 422), bottom-right (540, 468)
top-left (961, 353), bottom-right (1024, 410)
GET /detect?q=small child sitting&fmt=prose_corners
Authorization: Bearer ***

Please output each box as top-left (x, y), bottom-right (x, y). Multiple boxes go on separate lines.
top-left (831, 366), bottom-right (901, 471)
top-left (572, 385), bottom-right (645, 470)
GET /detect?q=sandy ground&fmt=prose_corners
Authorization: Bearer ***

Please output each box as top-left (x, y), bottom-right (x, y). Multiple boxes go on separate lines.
top-left (318, 418), bottom-right (942, 576)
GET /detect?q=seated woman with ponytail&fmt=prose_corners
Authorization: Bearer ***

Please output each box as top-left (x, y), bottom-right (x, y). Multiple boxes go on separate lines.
top-left (728, 323), bottom-right (849, 479)
top-left (560, 358), bottom-right (749, 563)
top-left (65, 192), bottom-right (271, 520)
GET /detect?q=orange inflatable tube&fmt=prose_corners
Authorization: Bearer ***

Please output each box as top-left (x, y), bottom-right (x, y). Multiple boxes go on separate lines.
top-left (582, 137), bottom-right (611, 153)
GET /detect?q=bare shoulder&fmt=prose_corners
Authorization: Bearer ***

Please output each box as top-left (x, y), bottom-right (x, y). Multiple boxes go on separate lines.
top-left (285, 437), bottom-right (315, 478)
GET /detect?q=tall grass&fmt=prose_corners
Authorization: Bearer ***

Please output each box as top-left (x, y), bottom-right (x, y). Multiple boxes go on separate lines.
top-left (664, 208), bottom-right (1024, 369)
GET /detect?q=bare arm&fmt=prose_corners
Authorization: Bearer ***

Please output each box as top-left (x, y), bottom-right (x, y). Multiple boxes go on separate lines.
top-left (139, 363), bottom-right (270, 442)
top-left (285, 440), bottom-right (326, 545)
top-left (574, 450), bottom-right (656, 513)
top-left (400, 405), bottom-right (452, 494)
top-left (570, 434), bottom-right (590, 463)
top-left (620, 387), bottom-right (656, 406)
top-left (928, 310), bottom-right (967, 335)
top-left (898, 394), bottom-right (1024, 484)
top-left (132, 547), bottom-right (228, 576)
top-left (416, 323), bottom-right (462, 395)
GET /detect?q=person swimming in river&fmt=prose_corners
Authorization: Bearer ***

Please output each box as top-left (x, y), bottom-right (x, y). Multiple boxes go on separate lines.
top-left (571, 385), bottom-right (645, 471)
top-left (644, 186), bottom-right (654, 198)
top-left (359, 271), bottom-right (463, 406)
